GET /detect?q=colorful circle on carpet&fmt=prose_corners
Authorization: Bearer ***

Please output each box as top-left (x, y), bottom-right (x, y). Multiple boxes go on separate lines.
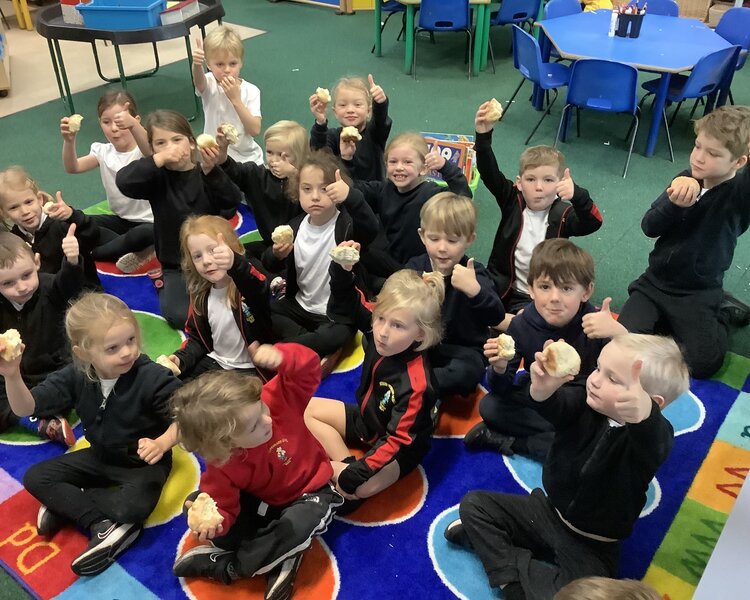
top-left (176, 531), bottom-right (339, 599)
top-left (134, 311), bottom-right (185, 361)
top-left (428, 505), bottom-right (499, 600)
top-left (433, 386), bottom-right (485, 438)
top-left (333, 331), bottom-right (364, 374)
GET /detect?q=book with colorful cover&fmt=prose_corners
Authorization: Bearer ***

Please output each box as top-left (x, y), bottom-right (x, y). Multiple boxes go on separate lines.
top-left (422, 132), bottom-right (475, 183)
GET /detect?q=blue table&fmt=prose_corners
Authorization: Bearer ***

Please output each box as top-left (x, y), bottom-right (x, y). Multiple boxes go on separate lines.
top-left (537, 11), bottom-right (734, 157)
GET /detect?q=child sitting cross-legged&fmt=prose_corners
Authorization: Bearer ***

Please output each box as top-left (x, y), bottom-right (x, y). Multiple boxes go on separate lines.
top-left (305, 252), bottom-right (444, 512)
top-left (1, 293), bottom-right (182, 576)
top-left (171, 343), bottom-right (342, 599)
top-left (446, 333), bottom-right (689, 599)
top-left (406, 192), bottom-right (504, 397)
top-left (464, 239), bottom-right (607, 461)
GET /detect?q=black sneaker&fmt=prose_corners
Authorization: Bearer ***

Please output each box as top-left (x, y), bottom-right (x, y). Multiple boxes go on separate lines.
top-left (265, 553), bottom-right (304, 600)
top-left (37, 505), bottom-right (67, 538)
top-left (463, 422), bottom-right (515, 455)
top-left (444, 519), bottom-right (473, 549)
top-left (71, 520), bottom-right (141, 576)
top-left (720, 291), bottom-right (750, 328)
top-left (173, 545), bottom-right (237, 584)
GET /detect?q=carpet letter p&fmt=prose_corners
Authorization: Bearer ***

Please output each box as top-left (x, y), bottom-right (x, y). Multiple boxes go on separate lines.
top-left (0, 522), bottom-right (60, 575)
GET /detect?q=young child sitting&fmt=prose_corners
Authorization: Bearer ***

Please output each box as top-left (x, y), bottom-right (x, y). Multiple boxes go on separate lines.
top-left (447, 333), bottom-right (689, 600)
top-left (357, 132), bottom-right (473, 287)
top-left (1, 293), bottom-right (182, 576)
top-left (464, 239), bottom-right (607, 461)
top-left (406, 193), bottom-right (504, 397)
top-left (309, 74), bottom-right (392, 181)
top-left (0, 166), bottom-right (101, 290)
top-left (474, 102), bottom-right (602, 320)
top-left (0, 231), bottom-right (82, 440)
top-left (611, 107), bottom-right (750, 379)
top-left (161, 215), bottom-right (273, 380)
top-left (170, 343), bottom-right (341, 600)
top-left (217, 120), bottom-right (306, 261)
top-left (192, 25), bottom-right (263, 165)
top-left (305, 254), bottom-right (443, 511)
top-left (61, 90), bottom-right (156, 273)
top-left (116, 109), bottom-right (243, 329)
top-left (262, 151), bottom-right (378, 361)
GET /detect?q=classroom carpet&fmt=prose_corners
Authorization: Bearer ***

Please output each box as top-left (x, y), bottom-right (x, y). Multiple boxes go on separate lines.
top-left (0, 205), bottom-right (746, 599)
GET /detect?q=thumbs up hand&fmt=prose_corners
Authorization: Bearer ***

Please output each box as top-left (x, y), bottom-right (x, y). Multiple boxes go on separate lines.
top-left (61, 222), bottom-right (79, 265)
top-left (113, 102), bottom-right (138, 130)
top-left (325, 169), bottom-right (350, 204)
top-left (582, 297), bottom-right (629, 339)
top-left (451, 257), bottom-right (481, 298)
top-left (555, 168), bottom-right (574, 202)
top-left (192, 36), bottom-right (205, 66)
top-left (46, 191), bottom-right (73, 221)
top-left (211, 232), bottom-right (234, 270)
top-left (368, 73), bottom-right (387, 104)
top-left (424, 145), bottom-right (446, 172)
top-left (609, 360), bottom-right (654, 424)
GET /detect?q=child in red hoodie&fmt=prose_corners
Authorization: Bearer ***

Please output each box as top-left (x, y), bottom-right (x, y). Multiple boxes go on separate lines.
top-left (170, 343), bottom-right (341, 599)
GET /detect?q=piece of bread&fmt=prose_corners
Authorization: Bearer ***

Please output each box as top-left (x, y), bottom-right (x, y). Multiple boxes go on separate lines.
top-left (671, 176), bottom-right (700, 198)
top-left (316, 87), bottom-right (331, 104)
top-left (156, 354), bottom-right (181, 376)
top-left (219, 123), bottom-right (239, 145)
top-left (196, 134), bottom-right (219, 150)
top-left (485, 98), bottom-right (504, 123)
top-left (340, 126), bottom-right (362, 142)
top-left (542, 340), bottom-right (581, 377)
top-left (42, 200), bottom-right (56, 215)
top-left (187, 493), bottom-right (224, 530)
top-left (329, 245), bottom-right (360, 267)
top-left (271, 225), bottom-right (294, 246)
top-left (0, 329), bottom-right (22, 361)
top-left (494, 333), bottom-right (515, 360)
top-left (67, 114), bottom-right (83, 133)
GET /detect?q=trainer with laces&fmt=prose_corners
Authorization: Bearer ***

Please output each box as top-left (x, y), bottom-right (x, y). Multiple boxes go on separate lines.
top-left (170, 343), bottom-right (342, 597)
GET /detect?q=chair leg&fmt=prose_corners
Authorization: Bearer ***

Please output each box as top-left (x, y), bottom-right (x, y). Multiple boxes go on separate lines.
top-left (575, 107), bottom-right (581, 138)
top-left (500, 78), bottom-right (526, 121)
top-left (555, 103), bottom-right (571, 148)
top-left (668, 100), bottom-right (683, 127)
top-left (487, 36), bottom-right (496, 74)
top-left (688, 97), bottom-right (702, 121)
top-left (413, 30), bottom-right (418, 80)
top-left (526, 88), bottom-right (558, 145)
top-left (623, 113), bottom-right (639, 178)
top-left (467, 31), bottom-right (472, 80)
top-left (662, 109), bottom-right (674, 163)
top-left (729, 88), bottom-right (734, 105)
top-left (371, 12), bottom-right (396, 53)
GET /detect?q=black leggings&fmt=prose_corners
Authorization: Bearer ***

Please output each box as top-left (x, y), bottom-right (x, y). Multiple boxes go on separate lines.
top-left (91, 214), bottom-right (154, 261)
top-left (271, 296), bottom-right (354, 358)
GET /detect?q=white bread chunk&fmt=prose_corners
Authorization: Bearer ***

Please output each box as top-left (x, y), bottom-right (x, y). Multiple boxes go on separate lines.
top-left (156, 354), bottom-right (181, 376)
top-left (485, 98), bottom-right (504, 123)
top-left (329, 245), bottom-right (360, 267)
top-left (494, 333), bottom-right (516, 360)
top-left (340, 126), bottom-right (362, 142)
top-left (196, 134), bottom-right (219, 150)
top-left (542, 340), bottom-right (581, 377)
top-left (671, 176), bottom-right (700, 200)
top-left (68, 114), bottom-right (83, 133)
top-left (271, 225), bottom-right (294, 246)
top-left (219, 123), bottom-right (240, 145)
top-left (0, 329), bottom-right (22, 361)
top-left (316, 87), bottom-right (331, 103)
top-left (187, 493), bottom-right (224, 530)
top-left (42, 200), bottom-right (56, 215)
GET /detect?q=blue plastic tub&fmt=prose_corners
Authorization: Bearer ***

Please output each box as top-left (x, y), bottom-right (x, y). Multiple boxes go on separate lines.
top-left (76, 0), bottom-right (167, 30)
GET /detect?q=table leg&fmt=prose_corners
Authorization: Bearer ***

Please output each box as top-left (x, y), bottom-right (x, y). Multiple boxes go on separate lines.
top-left (405, 5), bottom-right (415, 75)
top-left (471, 5), bottom-right (484, 76)
top-left (645, 73), bottom-right (670, 158)
top-left (114, 45), bottom-right (128, 90)
top-left (47, 38), bottom-right (72, 114)
top-left (52, 39), bottom-right (75, 115)
top-left (185, 36), bottom-right (200, 122)
top-left (374, 0), bottom-right (382, 57)
top-left (480, 6), bottom-right (490, 72)
top-left (19, 0), bottom-right (32, 30)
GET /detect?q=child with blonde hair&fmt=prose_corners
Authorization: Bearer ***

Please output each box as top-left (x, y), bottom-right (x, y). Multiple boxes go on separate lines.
top-left (555, 576), bottom-right (661, 600)
top-left (192, 25), bottom-right (263, 164)
top-left (406, 192), bottom-right (504, 396)
top-left (217, 120), bottom-right (307, 260)
top-left (0, 293), bottom-right (182, 576)
top-left (356, 132), bottom-right (473, 288)
top-left (262, 151), bottom-right (378, 360)
top-left (309, 74), bottom-right (392, 181)
top-left (305, 250), bottom-right (444, 510)
top-left (0, 166), bottom-right (101, 289)
top-left (160, 215), bottom-right (273, 380)
top-left (448, 333), bottom-right (688, 599)
top-left (60, 89), bottom-right (156, 273)
top-left (116, 109), bottom-right (242, 328)
top-left (171, 343), bottom-right (341, 598)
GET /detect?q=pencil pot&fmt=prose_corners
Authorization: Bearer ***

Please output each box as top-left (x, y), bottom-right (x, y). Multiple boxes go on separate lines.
top-left (615, 13), bottom-right (644, 38)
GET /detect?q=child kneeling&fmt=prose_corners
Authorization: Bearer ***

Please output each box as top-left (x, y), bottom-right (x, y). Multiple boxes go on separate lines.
top-left (171, 343), bottom-right (342, 599)
top-left (447, 334), bottom-right (688, 599)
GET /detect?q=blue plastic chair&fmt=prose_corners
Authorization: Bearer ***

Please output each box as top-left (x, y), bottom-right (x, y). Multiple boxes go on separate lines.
top-left (486, 0), bottom-right (538, 70)
top-left (639, 45), bottom-right (741, 160)
top-left (716, 8), bottom-right (750, 103)
top-left (503, 25), bottom-right (571, 145)
top-left (554, 59), bottom-right (640, 178)
top-left (642, 0), bottom-right (679, 17)
top-left (544, 0), bottom-right (582, 62)
top-left (413, 0), bottom-right (472, 79)
top-left (371, 1), bottom-right (407, 54)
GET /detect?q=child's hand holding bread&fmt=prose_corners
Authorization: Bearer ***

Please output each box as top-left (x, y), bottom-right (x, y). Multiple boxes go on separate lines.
top-left (0, 329), bottom-right (24, 377)
top-left (529, 339), bottom-right (580, 402)
top-left (186, 492), bottom-right (224, 542)
top-left (483, 333), bottom-right (516, 374)
top-left (667, 175), bottom-right (700, 207)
